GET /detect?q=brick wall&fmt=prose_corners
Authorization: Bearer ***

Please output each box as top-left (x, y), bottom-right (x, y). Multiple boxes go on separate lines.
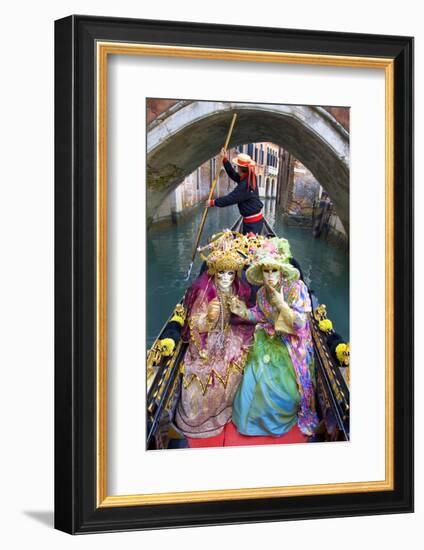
top-left (146, 99), bottom-right (179, 125)
top-left (323, 107), bottom-right (350, 131)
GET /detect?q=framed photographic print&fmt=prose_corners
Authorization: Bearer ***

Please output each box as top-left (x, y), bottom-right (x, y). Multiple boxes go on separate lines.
top-left (54, 15), bottom-right (414, 533)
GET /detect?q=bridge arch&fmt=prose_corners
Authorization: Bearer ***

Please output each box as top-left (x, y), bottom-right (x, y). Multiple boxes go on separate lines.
top-left (147, 101), bottom-right (349, 231)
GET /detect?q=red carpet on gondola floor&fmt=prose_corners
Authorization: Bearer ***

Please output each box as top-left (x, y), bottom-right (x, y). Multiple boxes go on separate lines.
top-left (187, 421), bottom-right (307, 448)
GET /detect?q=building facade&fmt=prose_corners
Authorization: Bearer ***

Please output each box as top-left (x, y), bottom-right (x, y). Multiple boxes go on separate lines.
top-left (152, 154), bottom-right (233, 224)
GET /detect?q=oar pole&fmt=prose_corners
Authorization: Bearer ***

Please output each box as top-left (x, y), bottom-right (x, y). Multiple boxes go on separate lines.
top-left (185, 113), bottom-right (237, 280)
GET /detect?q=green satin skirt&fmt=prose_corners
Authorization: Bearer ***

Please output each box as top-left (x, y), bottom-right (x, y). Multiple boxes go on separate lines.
top-left (232, 329), bottom-right (300, 436)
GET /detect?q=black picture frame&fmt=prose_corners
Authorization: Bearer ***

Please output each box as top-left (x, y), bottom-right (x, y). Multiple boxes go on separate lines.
top-left (54, 14), bottom-right (414, 534)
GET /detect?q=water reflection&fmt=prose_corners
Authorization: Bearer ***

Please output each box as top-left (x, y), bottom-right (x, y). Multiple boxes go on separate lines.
top-left (147, 199), bottom-right (349, 346)
top-left (263, 198), bottom-right (277, 226)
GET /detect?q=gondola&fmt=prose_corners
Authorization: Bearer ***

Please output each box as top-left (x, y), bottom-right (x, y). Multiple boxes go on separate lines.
top-left (146, 217), bottom-right (350, 450)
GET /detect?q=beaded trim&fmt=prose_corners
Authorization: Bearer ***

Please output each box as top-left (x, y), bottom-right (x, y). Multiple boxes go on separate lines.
top-left (179, 350), bottom-right (248, 396)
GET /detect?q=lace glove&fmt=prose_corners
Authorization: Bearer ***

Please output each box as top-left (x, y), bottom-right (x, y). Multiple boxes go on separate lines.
top-left (275, 306), bottom-right (295, 334)
top-left (267, 285), bottom-right (295, 334)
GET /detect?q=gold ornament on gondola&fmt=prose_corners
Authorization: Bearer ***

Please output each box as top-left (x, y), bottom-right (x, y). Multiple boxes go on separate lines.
top-left (170, 303), bottom-right (186, 327)
top-left (335, 342), bottom-right (350, 366)
top-left (336, 342), bottom-right (351, 386)
top-left (147, 303), bottom-right (186, 367)
top-left (146, 342), bottom-right (162, 388)
top-left (158, 338), bottom-right (175, 357)
top-left (314, 303), bottom-right (328, 322)
top-left (318, 318), bottom-right (333, 333)
top-left (147, 343), bottom-right (162, 369)
top-left (314, 303), bottom-right (335, 334)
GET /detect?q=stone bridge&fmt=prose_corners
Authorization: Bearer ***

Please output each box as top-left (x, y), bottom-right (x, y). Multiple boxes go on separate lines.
top-left (147, 100), bottom-right (349, 232)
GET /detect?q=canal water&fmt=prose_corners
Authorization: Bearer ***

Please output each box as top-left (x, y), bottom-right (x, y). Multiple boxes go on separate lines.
top-left (147, 199), bottom-right (349, 347)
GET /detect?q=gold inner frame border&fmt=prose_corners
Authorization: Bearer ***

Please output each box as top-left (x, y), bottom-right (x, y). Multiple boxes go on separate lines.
top-left (96, 41), bottom-right (395, 508)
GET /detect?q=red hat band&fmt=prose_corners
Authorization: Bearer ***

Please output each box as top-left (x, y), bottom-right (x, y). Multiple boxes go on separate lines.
top-left (237, 159), bottom-right (251, 167)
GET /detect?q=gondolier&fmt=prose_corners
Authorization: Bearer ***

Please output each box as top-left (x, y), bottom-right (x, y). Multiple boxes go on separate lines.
top-left (206, 148), bottom-right (264, 235)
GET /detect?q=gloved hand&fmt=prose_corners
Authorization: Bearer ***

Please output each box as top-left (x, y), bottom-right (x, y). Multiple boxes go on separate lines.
top-left (266, 284), bottom-right (286, 312)
top-left (228, 296), bottom-right (247, 318)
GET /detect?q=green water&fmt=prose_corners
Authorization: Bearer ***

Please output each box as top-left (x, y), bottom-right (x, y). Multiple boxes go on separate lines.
top-left (147, 199), bottom-right (349, 346)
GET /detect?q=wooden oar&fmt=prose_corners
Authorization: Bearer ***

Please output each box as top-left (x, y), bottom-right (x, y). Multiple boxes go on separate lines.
top-left (185, 113), bottom-right (237, 280)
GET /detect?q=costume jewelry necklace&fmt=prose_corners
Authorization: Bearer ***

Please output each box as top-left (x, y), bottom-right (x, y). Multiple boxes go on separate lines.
top-left (216, 288), bottom-right (232, 348)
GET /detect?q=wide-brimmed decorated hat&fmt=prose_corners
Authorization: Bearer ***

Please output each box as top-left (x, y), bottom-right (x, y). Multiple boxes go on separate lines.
top-left (245, 238), bottom-right (299, 286)
top-left (231, 153), bottom-right (257, 190)
top-left (231, 153), bottom-right (255, 168)
top-left (270, 236), bottom-right (292, 258)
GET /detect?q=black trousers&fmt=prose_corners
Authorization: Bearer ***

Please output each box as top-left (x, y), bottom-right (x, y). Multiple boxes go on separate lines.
top-left (242, 218), bottom-right (264, 235)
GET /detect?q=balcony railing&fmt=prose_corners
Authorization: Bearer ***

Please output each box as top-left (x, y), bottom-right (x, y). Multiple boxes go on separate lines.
top-left (265, 165), bottom-right (278, 176)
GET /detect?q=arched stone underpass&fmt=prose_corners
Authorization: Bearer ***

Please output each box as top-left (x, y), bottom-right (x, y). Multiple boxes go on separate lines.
top-left (147, 101), bottom-right (349, 232)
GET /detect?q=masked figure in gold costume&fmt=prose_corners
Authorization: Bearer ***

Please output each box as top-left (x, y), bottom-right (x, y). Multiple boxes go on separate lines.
top-left (175, 234), bottom-right (255, 444)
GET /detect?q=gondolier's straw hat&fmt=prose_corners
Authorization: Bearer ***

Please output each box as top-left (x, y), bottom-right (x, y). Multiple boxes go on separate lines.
top-left (231, 153), bottom-right (257, 190)
top-left (231, 153), bottom-right (254, 167)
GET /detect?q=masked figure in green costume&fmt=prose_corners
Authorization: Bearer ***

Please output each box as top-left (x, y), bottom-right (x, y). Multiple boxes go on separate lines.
top-left (229, 238), bottom-right (319, 437)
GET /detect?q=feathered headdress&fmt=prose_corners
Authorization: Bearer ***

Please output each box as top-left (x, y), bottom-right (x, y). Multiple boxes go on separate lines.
top-left (199, 231), bottom-right (251, 275)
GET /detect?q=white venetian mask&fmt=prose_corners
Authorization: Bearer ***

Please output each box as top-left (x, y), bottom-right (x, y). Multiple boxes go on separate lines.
top-left (215, 270), bottom-right (236, 291)
top-left (262, 266), bottom-right (281, 288)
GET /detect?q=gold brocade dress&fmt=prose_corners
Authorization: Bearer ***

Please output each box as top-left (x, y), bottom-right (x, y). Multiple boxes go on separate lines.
top-left (175, 288), bottom-right (253, 439)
